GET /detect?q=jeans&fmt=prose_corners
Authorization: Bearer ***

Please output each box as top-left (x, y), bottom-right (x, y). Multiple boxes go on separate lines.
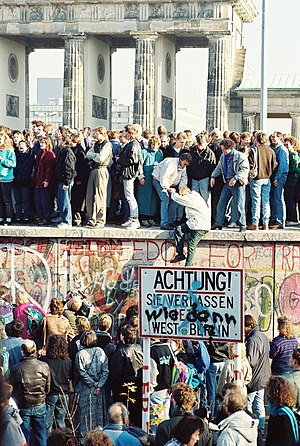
top-left (46, 393), bottom-right (69, 434)
top-left (153, 179), bottom-right (170, 226)
top-left (271, 175), bottom-right (287, 225)
top-left (34, 187), bottom-right (54, 222)
top-left (191, 177), bottom-right (211, 206)
top-left (174, 223), bottom-right (207, 266)
top-left (215, 181), bottom-right (246, 228)
top-left (206, 361), bottom-right (225, 419)
top-left (123, 178), bottom-right (138, 218)
top-left (250, 178), bottom-right (271, 225)
top-left (57, 182), bottom-right (73, 225)
top-left (150, 389), bottom-right (171, 434)
top-left (169, 201), bottom-right (183, 223)
top-left (247, 389), bottom-right (265, 434)
top-left (20, 402), bottom-right (47, 446)
top-left (13, 186), bottom-right (30, 220)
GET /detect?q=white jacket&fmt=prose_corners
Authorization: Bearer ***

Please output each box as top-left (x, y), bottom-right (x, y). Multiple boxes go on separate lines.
top-left (152, 158), bottom-right (187, 190)
top-left (171, 190), bottom-right (211, 230)
top-left (217, 411), bottom-right (258, 446)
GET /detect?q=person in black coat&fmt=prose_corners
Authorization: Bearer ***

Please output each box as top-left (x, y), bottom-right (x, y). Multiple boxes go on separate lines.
top-left (110, 325), bottom-right (143, 427)
top-left (155, 382), bottom-right (212, 446)
top-left (54, 136), bottom-right (76, 227)
top-left (70, 135), bottom-right (90, 226)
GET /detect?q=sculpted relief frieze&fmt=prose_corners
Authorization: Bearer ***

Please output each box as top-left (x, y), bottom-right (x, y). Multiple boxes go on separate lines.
top-left (0, 1), bottom-right (257, 27)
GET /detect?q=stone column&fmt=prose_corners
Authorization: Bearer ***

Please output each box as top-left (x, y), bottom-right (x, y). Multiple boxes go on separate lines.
top-left (63, 35), bottom-right (85, 129)
top-left (206, 36), bottom-right (232, 132)
top-left (132, 33), bottom-right (157, 132)
top-left (25, 47), bottom-right (34, 129)
top-left (243, 113), bottom-right (257, 133)
top-left (291, 113), bottom-right (300, 140)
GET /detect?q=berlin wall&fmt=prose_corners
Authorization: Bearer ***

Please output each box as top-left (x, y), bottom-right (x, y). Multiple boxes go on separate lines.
top-left (0, 226), bottom-right (299, 339)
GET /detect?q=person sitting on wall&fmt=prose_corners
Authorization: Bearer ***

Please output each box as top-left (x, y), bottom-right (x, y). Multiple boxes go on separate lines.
top-left (168, 186), bottom-right (211, 266)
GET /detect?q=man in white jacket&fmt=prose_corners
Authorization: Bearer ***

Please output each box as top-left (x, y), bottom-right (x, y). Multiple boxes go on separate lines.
top-left (168, 186), bottom-right (211, 266)
top-left (217, 391), bottom-right (258, 446)
top-left (152, 153), bottom-right (192, 230)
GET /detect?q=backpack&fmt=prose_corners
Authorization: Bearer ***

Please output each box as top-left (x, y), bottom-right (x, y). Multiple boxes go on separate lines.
top-left (171, 360), bottom-right (202, 390)
top-left (0, 300), bottom-right (13, 326)
top-left (0, 341), bottom-right (9, 379)
top-left (24, 304), bottom-right (44, 338)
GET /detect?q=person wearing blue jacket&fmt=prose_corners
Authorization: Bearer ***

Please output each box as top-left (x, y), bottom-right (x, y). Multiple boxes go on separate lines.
top-left (269, 131), bottom-right (289, 229)
top-left (0, 131), bottom-right (16, 226)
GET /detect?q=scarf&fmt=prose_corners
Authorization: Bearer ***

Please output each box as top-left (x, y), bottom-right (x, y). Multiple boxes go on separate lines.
top-left (268, 402), bottom-right (299, 443)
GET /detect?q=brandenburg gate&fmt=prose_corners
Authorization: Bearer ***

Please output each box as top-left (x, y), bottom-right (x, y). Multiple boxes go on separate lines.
top-left (0, 0), bottom-right (257, 131)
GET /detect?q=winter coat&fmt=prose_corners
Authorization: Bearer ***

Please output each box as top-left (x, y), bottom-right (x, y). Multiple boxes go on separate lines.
top-left (117, 139), bottom-right (143, 180)
top-left (188, 146), bottom-right (216, 180)
top-left (55, 146), bottom-right (76, 186)
top-left (245, 326), bottom-right (270, 392)
top-left (33, 150), bottom-right (56, 189)
top-left (0, 404), bottom-right (27, 446)
top-left (171, 190), bottom-right (211, 230)
top-left (0, 148), bottom-right (16, 182)
top-left (152, 157), bottom-right (188, 190)
top-left (10, 355), bottom-right (51, 409)
top-left (211, 150), bottom-right (250, 186)
top-left (217, 410), bottom-right (258, 446)
top-left (156, 408), bottom-right (212, 446)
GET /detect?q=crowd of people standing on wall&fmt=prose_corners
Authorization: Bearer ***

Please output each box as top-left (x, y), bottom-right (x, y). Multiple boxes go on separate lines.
top-left (0, 121), bottom-right (299, 234)
top-left (1, 283), bottom-right (300, 446)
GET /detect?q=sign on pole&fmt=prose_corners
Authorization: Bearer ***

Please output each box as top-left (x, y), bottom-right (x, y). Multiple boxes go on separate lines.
top-left (139, 266), bottom-right (244, 342)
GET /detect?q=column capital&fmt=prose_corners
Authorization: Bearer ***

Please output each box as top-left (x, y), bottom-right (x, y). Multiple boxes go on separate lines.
top-left (60, 33), bottom-right (87, 42)
top-left (131, 32), bottom-right (158, 42)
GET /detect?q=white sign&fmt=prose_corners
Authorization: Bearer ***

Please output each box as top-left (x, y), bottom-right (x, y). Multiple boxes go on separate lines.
top-left (139, 266), bottom-right (244, 342)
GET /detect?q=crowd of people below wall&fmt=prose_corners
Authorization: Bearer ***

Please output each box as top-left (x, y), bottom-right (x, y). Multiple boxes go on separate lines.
top-left (1, 284), bottom-right (300, 446)
top-left (0, 121), bottom-right (299, 235)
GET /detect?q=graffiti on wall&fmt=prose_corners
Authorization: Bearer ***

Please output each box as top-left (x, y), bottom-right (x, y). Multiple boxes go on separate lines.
top-left (0, 237), bottom-right (300, 337)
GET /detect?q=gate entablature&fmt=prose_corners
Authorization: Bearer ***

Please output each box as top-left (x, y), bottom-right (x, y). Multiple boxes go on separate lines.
top-left (0, 0), bottom-right (258, 131)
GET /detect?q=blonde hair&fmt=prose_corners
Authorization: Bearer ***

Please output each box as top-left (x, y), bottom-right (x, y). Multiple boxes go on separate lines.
top-left (0, 132), bottom-right (13, 151)
top-left (16, 290), bottom-right (29, 305)
top-left (278, 316), bottom-right (294, 339)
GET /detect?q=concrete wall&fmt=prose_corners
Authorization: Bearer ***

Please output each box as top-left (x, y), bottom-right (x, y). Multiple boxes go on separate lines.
top-left (155, 36), bottom-right (176, 132)
top-left (1, 227), bottom-right (300, 339)
top-left (0, 37), bottom-right (25, 128)
top-left (84, 36), bottom-right (111, 129)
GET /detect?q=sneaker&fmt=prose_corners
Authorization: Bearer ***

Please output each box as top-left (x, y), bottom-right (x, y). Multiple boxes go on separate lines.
top-left (148, 219), bottom-right (157, 226)
top-left (3, 219), bottom-right (11, 226)
top-left (121, 218), bottom-right (133, 227)
top-left (141, 220), bottom-right (151, 227)
top-left (170, 254), bottom-right (186, 263)
top-left (94, 222), bottom-right (105, 228)
top-left (57, 222), bottom-right (71, 229)
top-left (285, 220), bottom-right (299, 227)
top-left (239, 227), bottom-right (246, 232)
top-left (125, 218), bottom-right (140, 229)
top-left (228, 222), bottom-right (239, 228)
top-left (85, 221), bottom-right (95, 227)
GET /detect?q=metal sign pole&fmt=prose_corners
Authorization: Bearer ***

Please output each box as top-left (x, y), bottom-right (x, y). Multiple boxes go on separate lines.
top-left (142, 337), bottom-right (151, 433)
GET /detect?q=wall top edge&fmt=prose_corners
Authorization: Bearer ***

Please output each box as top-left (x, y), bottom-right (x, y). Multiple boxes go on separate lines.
top-left (0, 226), bottom-right (300, 242)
